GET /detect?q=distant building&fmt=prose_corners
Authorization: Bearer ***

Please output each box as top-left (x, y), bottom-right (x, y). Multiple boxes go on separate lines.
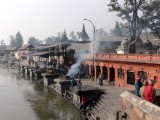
top-left (80, 24), bottom-right (89, 41)
top-left (116, 36), bottom-right (157, 54)
top-left (59, 30), bottom-right (68, 43)
top-left (18, 44), bottom-right (35, 65)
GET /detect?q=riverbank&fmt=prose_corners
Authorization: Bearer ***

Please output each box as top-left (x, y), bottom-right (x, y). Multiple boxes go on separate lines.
top-left (15, 64), bottom-right (129, 120)
top-left (0, 65), bottom-right (84, 120)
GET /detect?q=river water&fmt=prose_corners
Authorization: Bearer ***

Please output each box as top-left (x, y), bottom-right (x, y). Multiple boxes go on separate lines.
top-left (0, 65), bottom-right (84, 120)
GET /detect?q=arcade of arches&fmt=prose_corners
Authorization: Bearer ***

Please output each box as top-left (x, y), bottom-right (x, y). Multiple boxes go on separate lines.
top-left (85, 54), bottom-right (160, 89)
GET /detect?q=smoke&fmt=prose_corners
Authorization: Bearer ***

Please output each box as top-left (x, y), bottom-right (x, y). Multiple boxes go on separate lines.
top-left (38, 61), bottom-right (46, 69)
top-left (67, 51), bottom-right (85, 78)
top-left (93, 34), bottom-right (123, 53)
top-left (88, 28), bottom-right (122, 54)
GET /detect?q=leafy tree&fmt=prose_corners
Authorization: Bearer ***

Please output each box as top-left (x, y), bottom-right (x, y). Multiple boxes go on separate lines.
top-left (142, 0), bottom-right (160, 39)
top-left (119, 23), bottom-right (130, 36)
top-left (28, 36), bottom-right (40, 47)
top-left (108, 0), bottom-right (154, 53)
top-left (15, 32), bottom-right (23, 48)
top-left (111, 22), bottom-right (122, 36)
top-left (44, 36), bottom-right (56, 44)
top-left (9, 32), bottom-right (23, 48)
top-left (10, 35), bottom-right (16, 47)
top-left (111, 22), bottom-right (130, 36)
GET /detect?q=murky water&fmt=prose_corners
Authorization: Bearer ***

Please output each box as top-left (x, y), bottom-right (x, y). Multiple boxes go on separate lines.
top-left (0, 65), bottom-right (84, 120)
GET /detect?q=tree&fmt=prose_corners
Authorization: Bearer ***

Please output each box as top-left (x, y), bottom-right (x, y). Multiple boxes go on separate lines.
top-left (142, 0), bottom-right (160, 38)
top-left (96, 28), bottom-right (108, 36)
top-left (15, 32), bottom-right (23, 48)
top-left (69, 31), bottom-right (78, 41)
top-left (111, 22), bottom-right (130, 36)
top-left (9, 32), bottom-right (23, 48)
top-left (96, 28), bottom-right (108, 41)
top-left (44, 36), bottom-right (56, 44)
top-left (0, 40), bottom-right (5, 46)
top-left (111, 22), bottom-right (122, 36)
top-left (28, 36), bottom-right (40, 47)
top-left (108, 0), bottom-right (153, 53)
top-left (10, 35), bottom-right (16, 47)
top-left (77, 31), bottom-right (82, 39)
top-left (119, 23), bottom-right (130, 36)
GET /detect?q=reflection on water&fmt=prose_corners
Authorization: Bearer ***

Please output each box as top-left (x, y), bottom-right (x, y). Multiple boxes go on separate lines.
top-left (0, 66), bottom-right (83, 120)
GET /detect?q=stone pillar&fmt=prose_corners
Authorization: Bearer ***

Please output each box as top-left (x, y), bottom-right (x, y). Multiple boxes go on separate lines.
top-left (89, 65), bottom-right (91, 75)
top-left (21, 66), bottom-right (25, 73)
top-left (29, 69), bottom-right (35, 77)
top-left (25, 67), bottom-right (29, 75)
top-left (115, 68), bottom-right (118, 86)
top-left (124, 70), bottom-right (128, 86)
top-left (100, 66), bottom-right (103, 76)
top-left (108, 67), bottom-right (110, 85)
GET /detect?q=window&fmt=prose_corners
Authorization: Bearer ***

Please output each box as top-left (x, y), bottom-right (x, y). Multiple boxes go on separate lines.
top-left (118, 68), bottom-right (124, 79)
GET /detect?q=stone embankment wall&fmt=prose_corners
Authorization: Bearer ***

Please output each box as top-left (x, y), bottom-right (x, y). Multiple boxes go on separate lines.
top-left (120, 91), bottom-right (160, 120)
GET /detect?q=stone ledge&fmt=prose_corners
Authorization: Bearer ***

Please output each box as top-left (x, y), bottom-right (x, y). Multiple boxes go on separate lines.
top-left (120, 91), bottom-right (160, 120)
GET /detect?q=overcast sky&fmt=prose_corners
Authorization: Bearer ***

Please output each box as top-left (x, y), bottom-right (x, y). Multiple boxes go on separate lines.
top-left (0, 0), bottom-right (121, 44)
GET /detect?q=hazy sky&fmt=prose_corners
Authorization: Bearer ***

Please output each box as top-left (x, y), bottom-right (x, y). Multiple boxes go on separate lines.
top-left (0, 0), bottom-right (121, 44)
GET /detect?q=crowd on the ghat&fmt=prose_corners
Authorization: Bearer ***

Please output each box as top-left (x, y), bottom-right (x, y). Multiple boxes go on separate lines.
top-left (135, 74), bottom-right (156, 103)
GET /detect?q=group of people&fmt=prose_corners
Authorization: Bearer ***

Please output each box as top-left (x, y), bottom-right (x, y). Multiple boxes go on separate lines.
top-left (135, 74), bottom-right (156, 103)
top-left (70, 76), bottom-right (82, 91)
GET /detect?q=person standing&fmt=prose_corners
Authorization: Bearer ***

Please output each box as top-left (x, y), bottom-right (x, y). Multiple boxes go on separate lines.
top-left (80, 96), bottom-right (87, 115)
top-left (77, 79), bottom-right (82, 91)
top-left (135, 74), bottom-right (143, 96)
top-left (139, 80), bottom-right (148, 98)
top-left (144, 79), bottom-right (156, 103)
top-left (98, 73), bottom-right (103, 86)
top-left (70, 78), bottom-right (74, 88)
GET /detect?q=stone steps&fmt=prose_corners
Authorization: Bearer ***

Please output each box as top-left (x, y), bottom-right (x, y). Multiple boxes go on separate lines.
top-left (87, 93), bottom-right (121, 120)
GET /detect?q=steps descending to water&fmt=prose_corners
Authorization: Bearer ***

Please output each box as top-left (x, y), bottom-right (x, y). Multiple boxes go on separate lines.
top-left (89, 94), bottom-right (118, 120)
top-left (82, 80), bottom-right (125, 120)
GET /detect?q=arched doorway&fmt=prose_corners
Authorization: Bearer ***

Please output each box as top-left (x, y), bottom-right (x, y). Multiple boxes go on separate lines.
top-left (102, 66), bottom-right (108, 80)
top-left (79, 64), bottom-right (85, 78)
top-left (84, 64), bottom-right (89, 77)
top-left (127, 70), bottom-right (135, 85)
top-left (109, 67), bottom-right (115, 82)
top-left (96, 66), bottom-right (101, 78)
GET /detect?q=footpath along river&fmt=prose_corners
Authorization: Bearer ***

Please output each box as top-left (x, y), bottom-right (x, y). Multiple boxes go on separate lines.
top-left (0, 65), bottom-right (84, 120)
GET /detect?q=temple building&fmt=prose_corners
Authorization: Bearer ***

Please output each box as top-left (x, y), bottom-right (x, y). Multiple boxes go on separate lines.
top-left (116, 37), bottom-right (156, 54)
top-left (80, 24), bottom-right (89, 41)
top-left (84, 53), bottom-right (160, 89)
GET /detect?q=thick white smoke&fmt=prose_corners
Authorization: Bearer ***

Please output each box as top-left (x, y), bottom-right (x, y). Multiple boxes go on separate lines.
top-left (67, 51), bottom-right (85, 78)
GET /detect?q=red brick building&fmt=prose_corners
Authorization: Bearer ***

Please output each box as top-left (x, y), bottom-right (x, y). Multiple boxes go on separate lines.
top-left (85, 54), bottom-right (160, 89)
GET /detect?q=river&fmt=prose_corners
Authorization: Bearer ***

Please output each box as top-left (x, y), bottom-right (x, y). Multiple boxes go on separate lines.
top-left (0, 65), bottom-right (84, 120)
